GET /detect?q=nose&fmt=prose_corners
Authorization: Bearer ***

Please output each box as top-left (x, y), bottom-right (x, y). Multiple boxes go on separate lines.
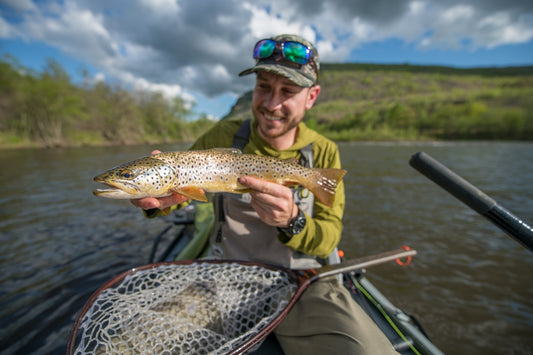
top-left (263, 89), bottom-right (283, 111)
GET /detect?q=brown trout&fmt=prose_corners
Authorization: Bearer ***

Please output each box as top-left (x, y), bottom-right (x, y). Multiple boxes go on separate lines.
top-left (93, 148), bottom-right (346, 208)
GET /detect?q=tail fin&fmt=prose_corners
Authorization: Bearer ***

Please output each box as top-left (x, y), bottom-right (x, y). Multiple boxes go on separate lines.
top-left (307, 168), bottom-right (346, 208)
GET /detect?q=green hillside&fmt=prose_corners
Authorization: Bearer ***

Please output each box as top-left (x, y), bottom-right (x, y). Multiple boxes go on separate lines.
top-left (225, 63), bottom-right (533, 141)
top-left (1, 58), bottom-right (532, 148)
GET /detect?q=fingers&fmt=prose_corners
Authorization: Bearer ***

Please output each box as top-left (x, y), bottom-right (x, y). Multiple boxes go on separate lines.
top-left (240, 176), bottom-right (290, 204)
top-left (130, 193), bottom-right (189, 211)
top-left (130, 197), bottom-right (161, 210)
top-left (239, 176), bottom-right (287, 196)
top-left (239, 176), bottom-right (296, 227)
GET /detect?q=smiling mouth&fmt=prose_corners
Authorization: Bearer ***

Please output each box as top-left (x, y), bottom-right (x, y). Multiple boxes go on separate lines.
top-left (263, 113), bottom-right (283, 121)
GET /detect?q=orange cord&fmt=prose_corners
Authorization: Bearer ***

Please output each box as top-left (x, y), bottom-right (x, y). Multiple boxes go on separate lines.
top-left (395, 245), bottom-right (412, 266)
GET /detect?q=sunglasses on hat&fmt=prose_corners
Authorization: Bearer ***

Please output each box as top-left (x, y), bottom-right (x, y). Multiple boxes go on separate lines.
top-left (253, 39), bottom-right (315, 65)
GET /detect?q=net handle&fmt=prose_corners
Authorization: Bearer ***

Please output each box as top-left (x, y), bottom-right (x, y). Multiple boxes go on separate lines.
top-left (315, 248), bottom-right (417, 280)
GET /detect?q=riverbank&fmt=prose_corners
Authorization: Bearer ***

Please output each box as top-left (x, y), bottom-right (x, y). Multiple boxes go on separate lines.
top-left (0, 132), bottom-right (196, 150)
top-left (1, 134), bottom-right (531, 150)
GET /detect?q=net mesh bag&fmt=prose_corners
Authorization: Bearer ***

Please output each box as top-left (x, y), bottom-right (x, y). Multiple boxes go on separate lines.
top-left (71, 262), bottom-right (298, 354)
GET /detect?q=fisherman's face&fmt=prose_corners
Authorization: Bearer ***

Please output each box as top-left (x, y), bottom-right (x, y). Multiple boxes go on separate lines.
top-left (252, 71), bottom-right (320, 149)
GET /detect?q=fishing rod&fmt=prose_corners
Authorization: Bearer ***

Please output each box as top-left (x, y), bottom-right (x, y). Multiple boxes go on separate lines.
top-left (409, 152), bottom-right (533, 253)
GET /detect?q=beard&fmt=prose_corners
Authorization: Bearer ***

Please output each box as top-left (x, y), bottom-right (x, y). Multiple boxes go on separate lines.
top-left (253, 108), bottom-right (301, 142)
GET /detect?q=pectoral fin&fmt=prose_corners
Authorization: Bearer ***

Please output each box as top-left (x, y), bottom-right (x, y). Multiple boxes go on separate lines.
top-left (174, 186), bottom-right (208, 202)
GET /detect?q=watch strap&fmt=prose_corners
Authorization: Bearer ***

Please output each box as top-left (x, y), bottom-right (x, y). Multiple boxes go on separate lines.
top-left (277, 207), bottom-right (306, 235)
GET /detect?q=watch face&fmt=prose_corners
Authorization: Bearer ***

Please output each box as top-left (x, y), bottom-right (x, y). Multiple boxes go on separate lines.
top-left (290, 210), bottom-right (306, 234)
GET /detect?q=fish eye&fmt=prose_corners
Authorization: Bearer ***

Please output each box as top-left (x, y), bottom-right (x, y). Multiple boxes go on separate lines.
top-left (120, 169), bottom-right (134, 179)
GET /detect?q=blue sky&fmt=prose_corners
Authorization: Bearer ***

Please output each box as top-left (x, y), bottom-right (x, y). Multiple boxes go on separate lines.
top-left (1, 0), bottom-right (532, 119)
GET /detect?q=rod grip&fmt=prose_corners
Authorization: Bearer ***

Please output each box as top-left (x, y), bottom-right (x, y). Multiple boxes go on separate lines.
top-left (409, 152), bottom-right (533, 252)
top-left (409, 152), bottom-right (496, 214)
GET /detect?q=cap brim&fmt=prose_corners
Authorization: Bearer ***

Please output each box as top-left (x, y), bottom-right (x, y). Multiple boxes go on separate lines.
top-left (238, 63), bottom-right (315, 87)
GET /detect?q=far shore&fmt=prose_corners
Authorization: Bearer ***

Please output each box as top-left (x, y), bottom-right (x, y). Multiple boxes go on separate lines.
top-left (3, 138), bottom-right (531, 151)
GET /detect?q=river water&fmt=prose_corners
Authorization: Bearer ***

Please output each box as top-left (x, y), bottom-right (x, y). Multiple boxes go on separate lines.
top-left (0, 142), bottom-right (532, 354)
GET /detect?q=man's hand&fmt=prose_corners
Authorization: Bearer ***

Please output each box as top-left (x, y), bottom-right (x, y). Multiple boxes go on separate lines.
top-left (238, 176), bottom-right (298, 228)
top-left (130, 193), bottom-right (189, 211)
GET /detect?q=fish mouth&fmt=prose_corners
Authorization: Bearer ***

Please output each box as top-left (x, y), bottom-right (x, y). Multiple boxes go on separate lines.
top-left (93, 177), bottom-right (140, 198)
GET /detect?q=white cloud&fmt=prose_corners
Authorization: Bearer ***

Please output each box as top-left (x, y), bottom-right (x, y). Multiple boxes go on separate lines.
top-left (139, 0), bottom-right (180, 15)
top-left (477, 11), bottom-right (533, 48)
top-left (134, 79), bottom-right (183, 101)
top-left (244, 2), bottom-right (315, 41)
top-left (409, 1), bottom-right (425, 15)
top-left (0, 15), bottom-right (16, 37)
top-left (94, 72), bottom-right (105, 82)
top-left (18, 1), bottom-right (117, 62)
top-left (441, 5), bottom-right (475, 23)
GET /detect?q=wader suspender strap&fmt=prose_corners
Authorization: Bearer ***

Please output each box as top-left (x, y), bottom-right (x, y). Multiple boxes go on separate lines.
top-left (232, 118), bottom-right (252, 151)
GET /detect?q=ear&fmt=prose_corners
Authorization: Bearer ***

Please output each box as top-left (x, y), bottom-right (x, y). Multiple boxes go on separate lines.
top-left (305, 85), bottom-right (321, 110)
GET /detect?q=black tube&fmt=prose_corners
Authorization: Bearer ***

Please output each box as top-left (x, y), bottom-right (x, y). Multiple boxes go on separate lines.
top-left (409, 152), bottom-right (533, 253)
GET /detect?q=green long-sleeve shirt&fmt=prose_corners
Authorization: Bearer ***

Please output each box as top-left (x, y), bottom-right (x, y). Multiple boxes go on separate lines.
top-left (189, 118), bottom-right (345, 259)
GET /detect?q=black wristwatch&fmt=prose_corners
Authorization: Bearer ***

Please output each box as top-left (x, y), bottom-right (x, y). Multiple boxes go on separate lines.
top-left (277, 207), bottom-right (306, 236)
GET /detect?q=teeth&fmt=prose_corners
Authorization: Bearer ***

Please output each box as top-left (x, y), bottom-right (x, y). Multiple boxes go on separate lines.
top-left (264, 114), bottom-right (281, 121)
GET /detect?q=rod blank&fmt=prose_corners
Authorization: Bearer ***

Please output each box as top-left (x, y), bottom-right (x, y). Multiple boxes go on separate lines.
top-left (409, 152), bottom-right (533, 253)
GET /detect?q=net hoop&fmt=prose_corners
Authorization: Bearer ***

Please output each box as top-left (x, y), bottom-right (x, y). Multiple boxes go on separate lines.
top-left (68, 260), bottom-right (299, 355)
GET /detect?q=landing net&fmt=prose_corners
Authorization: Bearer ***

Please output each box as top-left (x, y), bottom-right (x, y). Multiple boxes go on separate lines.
top-left (70, 262), bottom-right (297, 354)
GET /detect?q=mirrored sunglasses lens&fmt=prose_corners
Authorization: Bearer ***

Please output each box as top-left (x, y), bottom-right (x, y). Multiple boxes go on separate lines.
top-left (254, 39), bottom-right (276, 59)
top-left (283, 42), bottom-right (310, 64)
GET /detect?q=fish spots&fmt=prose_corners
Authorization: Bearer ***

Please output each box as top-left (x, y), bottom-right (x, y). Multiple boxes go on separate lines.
top-left (94, 148), bottom-right (345, 206)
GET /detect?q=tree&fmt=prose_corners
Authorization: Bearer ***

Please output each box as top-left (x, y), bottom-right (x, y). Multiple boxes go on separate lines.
top-left (22, 59), bottom-right (84, 146)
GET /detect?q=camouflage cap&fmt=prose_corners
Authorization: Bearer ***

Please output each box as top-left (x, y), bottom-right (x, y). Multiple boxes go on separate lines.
top-left (239, 34), bottom-right (320, 87)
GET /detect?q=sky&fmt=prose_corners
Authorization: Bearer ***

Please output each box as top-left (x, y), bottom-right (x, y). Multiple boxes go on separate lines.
top-left (1, 0), bottom-right (532, 119)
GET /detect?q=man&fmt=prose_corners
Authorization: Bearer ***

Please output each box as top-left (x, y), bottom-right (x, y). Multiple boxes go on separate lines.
top-left (132, 34), bottom-right (397, 354)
